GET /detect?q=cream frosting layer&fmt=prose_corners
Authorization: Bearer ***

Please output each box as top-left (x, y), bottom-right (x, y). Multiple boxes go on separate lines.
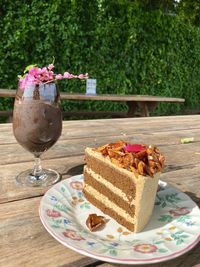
top-left (84, 184), bottom-right (136, 224)
top-left (85, 166), bottom-right (135, 205)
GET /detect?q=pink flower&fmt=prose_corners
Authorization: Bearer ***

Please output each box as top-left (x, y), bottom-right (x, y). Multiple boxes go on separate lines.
top-left (26, 74), bottom-right (35, 83)
top-left (134, 244), bottom-right (157, 254)
top-left (70, 181), bottom-right (83, 190)
top-left (63, 72), bottom-right (73, 79)
top-left (29, 67), bottom-right (39, 76)
top-left (46, 209), bottom-right (61, 218)
top-left (63, 229), bottom-right (85, 241)
top-left (19, 78), bottom-right (26, 91)
top-left (48, 64), bottom-right (54, 70)
top-left (40, 67), bottom-right (47, 74)
top-left (78, 73), bottom-right (88, 79)
top-left (18, 63), bottom-right (88, 90)
top-left (55, 74), bottom-right (63, 80)
top-left (124, 144), bottom-right (145, 153)
top-left (169, 207), bottom-right (190, 217)
top-left (48, 71), bottom-right (54, 80)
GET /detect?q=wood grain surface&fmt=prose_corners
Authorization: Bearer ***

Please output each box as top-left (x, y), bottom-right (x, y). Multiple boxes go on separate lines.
top-left (0, 115), bottom-right (200, 267)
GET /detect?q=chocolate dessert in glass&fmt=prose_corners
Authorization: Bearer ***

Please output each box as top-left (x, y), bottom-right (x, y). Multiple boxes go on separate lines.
top-left (13, 64), bottom-right (88, 187)
top-left (13, 81), bottom-right (62, 187)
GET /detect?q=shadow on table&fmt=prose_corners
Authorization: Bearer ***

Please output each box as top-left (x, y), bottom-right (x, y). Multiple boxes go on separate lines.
top-left (66, 164), bottom-right (84, 176)
top-left (184, 190), bottom-right (200, 207)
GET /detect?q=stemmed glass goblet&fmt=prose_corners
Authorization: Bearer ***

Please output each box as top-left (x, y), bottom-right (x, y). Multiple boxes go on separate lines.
top-left (13, 82), bottom-right (62, 187)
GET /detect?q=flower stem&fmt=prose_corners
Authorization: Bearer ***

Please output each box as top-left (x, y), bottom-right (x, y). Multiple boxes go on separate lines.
top-left (43, 79), bottom-right (55, 84)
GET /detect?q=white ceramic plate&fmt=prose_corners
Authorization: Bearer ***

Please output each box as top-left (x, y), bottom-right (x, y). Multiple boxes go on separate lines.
top-left (39, 174), bottom-right (200, 265)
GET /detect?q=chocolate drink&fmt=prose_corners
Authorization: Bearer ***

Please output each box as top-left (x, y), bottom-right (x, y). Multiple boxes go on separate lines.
top-left (13, 84), bottom-right (62, 156)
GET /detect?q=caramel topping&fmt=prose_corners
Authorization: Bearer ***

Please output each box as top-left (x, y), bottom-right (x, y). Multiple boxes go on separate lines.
top-left (86, 213), bottom-right (106, 231)
top-left (95, 140), bottom-right (165, 177)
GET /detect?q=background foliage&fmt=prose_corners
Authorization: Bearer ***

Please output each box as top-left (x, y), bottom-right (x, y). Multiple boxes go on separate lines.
top-left (0, 0), bottom-right (200, 116)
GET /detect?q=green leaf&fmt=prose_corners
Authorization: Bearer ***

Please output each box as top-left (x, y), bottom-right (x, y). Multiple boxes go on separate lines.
top-left (54, 219), bottom-right (62, 224)
top-left (51, 224), bottom-right (60, 228)
top-left (80, 202), bottom-right (90, 209)
top-left (180, 234), bottom-right (189, 238)
top-left (54, 203), bottom-right (69, 213)
top-left (158, 215), bottom-right (173, 222)
top-left (23, 64), bottom-right (37, 74)
top-left (178, 215), bottom-right (191, 222)
top-left (109, 249), bottom-right (117, 256)
top-left (61, 186), bottom-right (65, 192)
top-left (154, 240), bottom-right (165, 244)
top-left (175, 230), bottom-right (184, 235)
top-left (158, 248), bottom-right (168, 253)
top-left (176, 239), bottom-right (184, 245)
top-left (166, 193), bottom-right (180, 203)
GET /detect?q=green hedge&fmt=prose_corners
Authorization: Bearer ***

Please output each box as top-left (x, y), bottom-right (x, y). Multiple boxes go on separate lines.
top-left (0, 1), bottom-right (200, 115)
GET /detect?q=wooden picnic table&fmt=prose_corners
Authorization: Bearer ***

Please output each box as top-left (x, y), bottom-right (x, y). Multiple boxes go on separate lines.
top-left (0, 115), bottom-right (200, 267)
top-left (0, 88), bottom-right (185, 117)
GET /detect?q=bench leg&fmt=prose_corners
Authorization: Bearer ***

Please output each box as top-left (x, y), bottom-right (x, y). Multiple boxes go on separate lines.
top-left (138, 101), bottom-right (158, 117)
top-left (7, 115), bottom-right (13, 123)
top-left (138, 102), bottom-right (149, 116)
top-left (126, 102), bottom-right (137, 117)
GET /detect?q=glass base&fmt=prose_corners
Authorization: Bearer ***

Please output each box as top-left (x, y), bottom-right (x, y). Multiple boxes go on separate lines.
top-left (15, 168), bottom-right (61, 187)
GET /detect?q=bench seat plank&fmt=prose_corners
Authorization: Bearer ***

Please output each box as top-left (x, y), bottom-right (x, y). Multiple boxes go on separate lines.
top-left (0, 89), bottom-right (185, 102)
top-left (0, 89), bottom-right (185, 118)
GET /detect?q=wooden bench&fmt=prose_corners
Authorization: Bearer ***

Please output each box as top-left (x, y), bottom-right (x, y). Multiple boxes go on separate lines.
top-left (0, 88), bottom-right (185, 119)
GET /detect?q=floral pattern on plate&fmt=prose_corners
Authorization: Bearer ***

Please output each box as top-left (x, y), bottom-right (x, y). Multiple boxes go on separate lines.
top-left (39, 175), bottom-right (200, 265)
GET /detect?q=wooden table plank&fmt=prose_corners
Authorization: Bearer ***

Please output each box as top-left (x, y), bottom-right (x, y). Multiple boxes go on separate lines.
top-left (0, 115), bottom-right (200, 142)
top-left (0, 137), bottom-right (200, 167)
top-left (1, 147), bottom-right (200, 207)
top-left (0, 115), bottom-right (200, 165)
top-left (0, 115), bottom-right (200, 267)
top-left (1, 115), bottom-right (200, 144)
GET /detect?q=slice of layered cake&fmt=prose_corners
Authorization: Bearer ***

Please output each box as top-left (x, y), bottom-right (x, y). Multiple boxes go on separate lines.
top-left (83, 140), bottom-right (165, 232)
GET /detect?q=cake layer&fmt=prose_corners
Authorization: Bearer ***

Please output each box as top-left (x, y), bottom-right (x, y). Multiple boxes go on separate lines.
top-left (85, 152), bottom-right (136, 201)
top-left (84, 167), bottom-right (135, 217)
top-left (85, 167), bottom-right (135, 205)
top-left (83, 186), bottom-right (135, 231)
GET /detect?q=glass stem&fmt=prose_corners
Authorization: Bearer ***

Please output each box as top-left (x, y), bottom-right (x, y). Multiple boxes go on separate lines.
top-left (33, 156), bottom-right (43, 180)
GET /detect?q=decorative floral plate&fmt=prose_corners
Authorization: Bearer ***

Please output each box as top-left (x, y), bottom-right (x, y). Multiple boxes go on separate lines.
top-left (39, 174), bottom-right (200, 265)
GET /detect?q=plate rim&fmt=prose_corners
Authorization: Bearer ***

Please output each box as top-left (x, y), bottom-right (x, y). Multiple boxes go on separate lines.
top-left (39, 174), bottom-right (200, 265)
